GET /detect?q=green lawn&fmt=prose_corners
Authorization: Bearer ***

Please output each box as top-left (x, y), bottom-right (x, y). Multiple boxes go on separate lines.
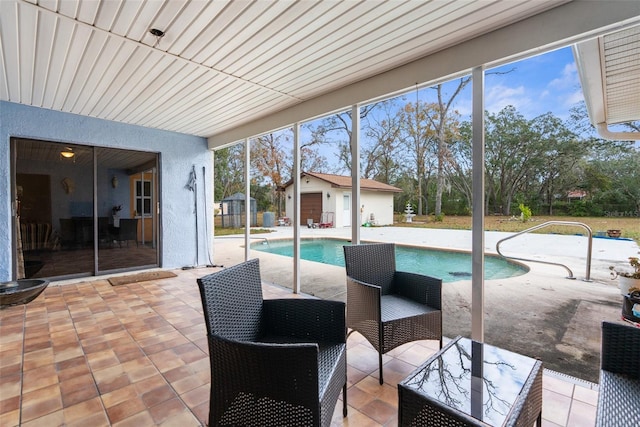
top-left (213, 213), bottom-right (640, 244)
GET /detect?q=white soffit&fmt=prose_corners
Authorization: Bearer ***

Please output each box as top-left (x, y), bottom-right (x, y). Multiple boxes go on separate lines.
top-left (602, 25), bottom-right (640, 125)
top-left (574, 23), bottom-right (640, 140)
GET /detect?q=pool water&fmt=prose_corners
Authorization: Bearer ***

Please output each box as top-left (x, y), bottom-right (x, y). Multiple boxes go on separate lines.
top-left (252, 238), bottom-right (527, 282)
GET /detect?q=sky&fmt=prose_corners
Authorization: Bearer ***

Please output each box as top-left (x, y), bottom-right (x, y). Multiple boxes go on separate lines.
top-left (419, 45), bottom-right (584, 122)
top-left (262, 45), bottom-right (639, 175)
top-left (311, 46), bottom-right (597, 171)
top-left (484, 46), bottom-right (584, 120)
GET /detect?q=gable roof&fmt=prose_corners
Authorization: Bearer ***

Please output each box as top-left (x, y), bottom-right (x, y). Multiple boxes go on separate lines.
top-left (284, 172), bottom-right (402, 193)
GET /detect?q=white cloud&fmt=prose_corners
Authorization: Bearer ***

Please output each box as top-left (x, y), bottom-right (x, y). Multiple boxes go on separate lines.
top-left (485, 84), bottom-right (532, 114)
top-left (564, 89), bottom-right (584, 108)
top-left (548, 62), bottom-right (579, 90)
top-left (544, 63), bottom-right (584, 112)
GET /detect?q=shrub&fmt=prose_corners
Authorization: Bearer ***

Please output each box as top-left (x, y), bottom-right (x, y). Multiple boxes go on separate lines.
top-left (519, 203), bottom-right (532, 222)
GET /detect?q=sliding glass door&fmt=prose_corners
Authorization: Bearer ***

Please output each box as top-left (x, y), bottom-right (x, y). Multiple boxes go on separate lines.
top-left (12, 138), bottom-right (159, 280)
top-left (95, 147), bottom-right (158, 273)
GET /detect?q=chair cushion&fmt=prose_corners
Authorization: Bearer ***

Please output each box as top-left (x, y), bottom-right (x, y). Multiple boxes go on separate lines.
top-left (596, 370), bottom-right (640, 426)
top-left (381, 294), bottom-right (439, 322)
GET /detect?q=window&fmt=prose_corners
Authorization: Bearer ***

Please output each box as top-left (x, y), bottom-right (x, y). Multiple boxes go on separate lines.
top-left (135, 179), bottom-right (152, 217)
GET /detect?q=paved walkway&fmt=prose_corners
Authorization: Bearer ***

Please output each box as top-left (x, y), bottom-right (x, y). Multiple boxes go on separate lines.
top-left (212, 225), bottom-right (639, 383)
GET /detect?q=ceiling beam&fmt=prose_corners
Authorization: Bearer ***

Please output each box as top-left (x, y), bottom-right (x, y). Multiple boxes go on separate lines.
top-left (208, 0), bottom-right (640, 148)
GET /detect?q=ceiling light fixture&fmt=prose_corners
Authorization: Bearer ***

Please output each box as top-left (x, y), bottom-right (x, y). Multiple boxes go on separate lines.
top-left (60, 147), bottom-right (74, 158)
top-left (149, 28), bottom-right (165, 47)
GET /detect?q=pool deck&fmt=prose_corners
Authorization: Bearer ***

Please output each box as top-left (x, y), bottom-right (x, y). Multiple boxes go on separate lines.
top-left (212, 225), bottom-right (639, 383)
top-left (8, 225), bottom-right (637, 426)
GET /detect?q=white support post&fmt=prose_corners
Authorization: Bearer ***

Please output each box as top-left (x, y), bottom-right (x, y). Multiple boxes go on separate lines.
top-left (244, 138), bottom-right (250, 261)
top-left (471, 66), bottom-right (485, 343)
top-left (210, 150), bottom-right (215, 261)
top-left (351, 104), bottom-right (361, 245)
top-left (293, 122), bottom-right (301, 293)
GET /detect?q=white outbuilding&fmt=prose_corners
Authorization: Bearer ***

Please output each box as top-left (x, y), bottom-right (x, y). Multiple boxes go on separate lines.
top-left (283, 172), bottom-right (402, 228)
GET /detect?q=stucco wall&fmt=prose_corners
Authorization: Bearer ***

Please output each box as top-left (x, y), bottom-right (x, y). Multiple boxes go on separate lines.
top-left (360, 191), bottom-right (395, 226)
top-left (0, 101), bottom-right (212, 281)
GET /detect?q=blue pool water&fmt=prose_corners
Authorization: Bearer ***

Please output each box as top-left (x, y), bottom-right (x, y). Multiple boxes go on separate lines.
top-left (251, 238), bottom-right (527, 282)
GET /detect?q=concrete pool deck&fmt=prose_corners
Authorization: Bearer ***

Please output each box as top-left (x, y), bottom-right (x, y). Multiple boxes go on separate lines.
top-left (212, 225), bottom-right (639, 383)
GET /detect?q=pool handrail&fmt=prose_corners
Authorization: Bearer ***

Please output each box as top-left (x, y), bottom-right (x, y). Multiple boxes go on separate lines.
top-left (495, 221), bottom-right (593, 281)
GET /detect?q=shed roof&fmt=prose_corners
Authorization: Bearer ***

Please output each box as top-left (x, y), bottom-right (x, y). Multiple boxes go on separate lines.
top-left (284, 172), bottom-right (402, 193)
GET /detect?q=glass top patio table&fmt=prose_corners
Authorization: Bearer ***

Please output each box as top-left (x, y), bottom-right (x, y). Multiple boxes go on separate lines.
top-left (398, 336), bottom-right (543, 426)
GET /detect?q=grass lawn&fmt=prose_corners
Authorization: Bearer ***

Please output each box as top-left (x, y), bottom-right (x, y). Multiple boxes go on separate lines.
top-left (393, 214), bottom-right (640, 244)
top-left (214, 213), bottom-right (639, 244)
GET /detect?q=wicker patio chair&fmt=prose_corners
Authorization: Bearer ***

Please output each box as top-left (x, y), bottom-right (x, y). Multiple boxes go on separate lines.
top-left (343, 243), bottom-right (442, 385)
top-left (116, 218), bottom-right (138, 247)
top-left (197, 258), bottom-right (347, 427)
top-left (595, 321), bottom-right (640, 427)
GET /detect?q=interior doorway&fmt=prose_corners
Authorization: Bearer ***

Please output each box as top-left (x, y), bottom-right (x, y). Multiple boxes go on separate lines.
top-left (11, 138), bottom-right (159, 280)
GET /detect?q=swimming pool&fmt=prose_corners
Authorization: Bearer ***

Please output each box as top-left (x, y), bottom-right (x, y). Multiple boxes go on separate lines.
top-left (251, 238), bottom-right (527, 282)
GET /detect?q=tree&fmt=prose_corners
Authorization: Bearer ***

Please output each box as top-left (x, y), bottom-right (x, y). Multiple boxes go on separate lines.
top-left (445, 121), bottom-right (473, 212)
top-left (612, 149), bottom-right (640, 214)
top-left (395, 100), bottom-right (442, 215)
top-left (250, 128), bottom-right (332, 216)
top-left (312, 105), bottom-right (379, 173)
top-left (362, 100), bottom-right (402, 182)
top-left (428, 79), bottom-right (469, 216)
top-left (530, 113), bottom-right (586, 215)
top-left (299, 123), bottom-right (331, 173)
top-left (214, 144), bottom-right (245, 200)
top-left (587, 144), bottom-right (640, 215)
top-left (250, 133), bottom-right (290, 216)
top-left (484, 106), bottom-right (541, 215)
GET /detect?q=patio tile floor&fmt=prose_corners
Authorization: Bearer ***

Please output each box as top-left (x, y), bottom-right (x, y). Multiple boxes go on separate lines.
top-left (0, 268), bottom-right (598, 426)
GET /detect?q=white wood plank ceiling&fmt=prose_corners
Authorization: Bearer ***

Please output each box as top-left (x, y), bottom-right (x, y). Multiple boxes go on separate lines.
top-left (0, 0), bottom-right (619, 141)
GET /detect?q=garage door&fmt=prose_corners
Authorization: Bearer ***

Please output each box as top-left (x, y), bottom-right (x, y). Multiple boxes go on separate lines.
top-left (301, 193), bottom-right (322, 226)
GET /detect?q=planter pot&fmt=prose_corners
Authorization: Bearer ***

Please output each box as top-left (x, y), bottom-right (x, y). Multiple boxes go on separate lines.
top-left (619, 276), bottom-right (640, 296)
top-left (622, 291), bottom-right (640, 324)
top-left (607, 229), bottom-right (622, 238)
top-left (1, 279), bottom-right (50, 308)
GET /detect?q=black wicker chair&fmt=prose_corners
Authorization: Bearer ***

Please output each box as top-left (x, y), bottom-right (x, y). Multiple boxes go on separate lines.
top-left (116, 218), bottom-right (138, 247)
top-left (343, 243), bottom-right (442, 385)
top-left (595, 321), bottom-right (640, 427)
top-left (197, 258), bottom-right (347, 427)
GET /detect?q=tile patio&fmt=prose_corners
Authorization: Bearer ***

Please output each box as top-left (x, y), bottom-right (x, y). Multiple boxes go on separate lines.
top-left (0, 268), bottom-right (598, 426)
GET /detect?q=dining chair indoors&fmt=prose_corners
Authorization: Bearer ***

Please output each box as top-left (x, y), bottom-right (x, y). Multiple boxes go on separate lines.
top-left (343, 243), bottom-right (442, 385)
top-left (196, 258), bottom-right (347, 427)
